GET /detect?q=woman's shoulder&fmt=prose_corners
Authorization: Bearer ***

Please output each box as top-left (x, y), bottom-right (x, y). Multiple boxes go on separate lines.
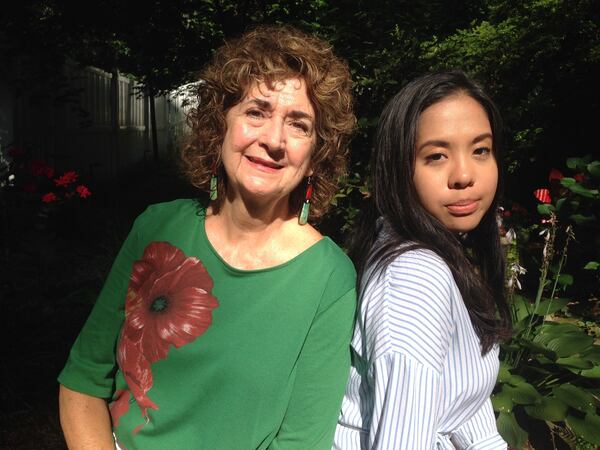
top-left (362, 247), bottom-right (456, 319)
top-left (304, 237), bottom-right (356, 290)
top-left (387, 247), bottom-right (454, 285)
top-left (141, 198), bottom-right (202, 217)
top-left (134, 198), bottom-right (202, 226)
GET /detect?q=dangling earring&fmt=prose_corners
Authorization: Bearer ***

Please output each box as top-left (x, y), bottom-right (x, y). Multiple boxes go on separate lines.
top-left (299, 176), bottom-right (313, 225)
top-left (209, 164), bottom-right (218, 201)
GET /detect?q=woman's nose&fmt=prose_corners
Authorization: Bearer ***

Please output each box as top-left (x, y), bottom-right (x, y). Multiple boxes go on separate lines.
top-left (259, 117), bottom-right (285, 152)
top-left (448, 157), bottom-right (475, 189)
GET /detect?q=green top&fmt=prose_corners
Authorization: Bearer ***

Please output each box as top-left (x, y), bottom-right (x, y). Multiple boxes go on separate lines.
top-left (58, 199), bottom-right (357, 450)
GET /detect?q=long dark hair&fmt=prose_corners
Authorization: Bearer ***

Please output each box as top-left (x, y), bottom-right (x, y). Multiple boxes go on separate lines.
top-left (350, 70), bottom-right (511, 353)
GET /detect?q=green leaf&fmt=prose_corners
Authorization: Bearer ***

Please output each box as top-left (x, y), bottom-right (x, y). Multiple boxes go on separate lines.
top-left (518, 338), bottom-right (557, 359)
top-left (557, 274), bottom-right (574, 287)
top-left (583, 261), bottom-right (600, 270)
top-left (547, 334), bottom-right (594, 357)
top-left (497, 363), bottom-right (513, 383)
top-left (555, 197), bottom-right (567, 211)
top-left (510, 294), bottom-right (532, 322)
top-left (524, 396), bottom-right (568, 421)
top-left (582, 346), bottom-right (600, 363)
top-left (570, 213), bottom-right (597, 225)
top-left (580, 365), bottom-right (600, 379)
top-left (566, 413), bottom-right (600, 445)
top-left (496, 412), bottom-right (528, 449)
top-left (492, 389), bottom-right (514, 413)
top-left (553, 384), bottom-right (598, 413)
top-left (567, 158), bottom-right (582, 170)
top-left (537, 203), bottom-right (555, 215)
top-left (503, 382), bottom-right (542, 405)
top-left (561, 176), bottom-right (577, 187)
top-left (556, 356), bottom-right (593, 369)
top-left (539, 322), bottom-right (583, 335)
top-left (568, 183), bottom-right (600, 198)
top-left (587, 161), bottom-right (600, 178)
top-left (535, 297), bottom-right (570, 315)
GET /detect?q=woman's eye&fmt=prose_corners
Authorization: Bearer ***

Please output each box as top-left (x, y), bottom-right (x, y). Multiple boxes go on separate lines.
top-left (246, 109), bottom-right (264, 118)
top-left (291, 121), bottom-right (310, 133)
top-left (425, 153), bottom-right (445, 162)
top-left (474, 146), bottom-right (491, 156)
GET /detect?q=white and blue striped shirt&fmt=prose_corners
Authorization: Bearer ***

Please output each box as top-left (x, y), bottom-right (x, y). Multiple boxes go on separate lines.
top-left (334, 248), bottom-right (506, 449)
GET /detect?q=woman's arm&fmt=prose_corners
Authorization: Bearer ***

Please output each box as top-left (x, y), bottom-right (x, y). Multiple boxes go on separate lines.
top-left (269, 288), bottom-right (356, 450)
top-left (362, 249), bottom-right (456, 449)
top-left (451, 399), bottom-right (507, 449)
top-left (59, 385), bottom-right (115, 449)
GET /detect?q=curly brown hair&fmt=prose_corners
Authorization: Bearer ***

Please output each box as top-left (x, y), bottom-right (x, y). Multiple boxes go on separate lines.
top-left (180, 25), bottom-right (356, 220)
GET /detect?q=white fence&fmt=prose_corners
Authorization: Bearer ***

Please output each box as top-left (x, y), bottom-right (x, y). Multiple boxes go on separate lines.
top-left (6, 64), bottom-right (193, 185)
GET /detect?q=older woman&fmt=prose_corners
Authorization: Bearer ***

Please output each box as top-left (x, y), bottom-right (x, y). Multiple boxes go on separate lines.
top-left (58, 26), bottom-right (356, 450)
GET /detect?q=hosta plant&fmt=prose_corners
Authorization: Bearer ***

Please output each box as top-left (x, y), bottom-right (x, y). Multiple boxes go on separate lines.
top-left (494, 157), bottom-right (600, 449)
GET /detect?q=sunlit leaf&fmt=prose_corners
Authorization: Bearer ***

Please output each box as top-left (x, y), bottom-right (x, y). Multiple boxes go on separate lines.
top-left (504, 382), bottom-right (541, 405)
top-left (553, 384), bottom-right (598, 413)
top-left (524, 396), bottom-right (568, 421)
top-left (535, 297), bottom-right (570, 315)
top-left (497, 412), bottom-right (528, 449)
top-left (547, 334), bottom-right (594, 358)
top-left (556, 356), bottom-right (593, 369)
top-left (581, 365), bottom-right (600, 379)
top-left (492, 389), bottom-right (514, 413)
top-left (566, 413), bottom-right (600, 445)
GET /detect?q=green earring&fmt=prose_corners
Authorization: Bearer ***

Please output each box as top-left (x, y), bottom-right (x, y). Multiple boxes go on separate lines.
top-left (298, 176), bottom-right (313, 225)
top-left (210, 169), bottom-right (218, 201)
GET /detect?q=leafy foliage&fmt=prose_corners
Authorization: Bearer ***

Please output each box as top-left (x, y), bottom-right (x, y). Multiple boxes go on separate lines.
top-left (496, 157), bottom-right (600, 449)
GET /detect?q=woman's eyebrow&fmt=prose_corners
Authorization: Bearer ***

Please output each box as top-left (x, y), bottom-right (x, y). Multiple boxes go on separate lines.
top-left (245, 98), bottom-right (272, 109)
top-left (288, 110), bottom-right (314, 121)
top-left (472, 132), bottom-right (493, 144)
top-left (245, 98), bottom-right (314, 121)
top-left (418, 139), bottom-right (450, 151)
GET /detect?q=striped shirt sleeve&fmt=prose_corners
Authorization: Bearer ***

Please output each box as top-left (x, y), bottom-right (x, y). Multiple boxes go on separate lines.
top-left (450, 399), bottom-right (507, 449)
top-left (364, 250), bottom-right (455, 448)
top-left (369, 352), bottom-right (442, 449)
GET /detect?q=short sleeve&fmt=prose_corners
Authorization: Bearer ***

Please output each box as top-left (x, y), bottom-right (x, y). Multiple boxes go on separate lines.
top-left (57, 214), bottom-right (145, 398)
top-left (269, 260), bottom-right (357, 450)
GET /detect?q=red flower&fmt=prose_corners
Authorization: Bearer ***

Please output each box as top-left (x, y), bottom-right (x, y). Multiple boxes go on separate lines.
top-left (109, 390), bottom-right (131, 427)
top-left (54, 170), bottom-right (78, 187)
top-left (548, 169), bottom-right (564, 182)
top-left (574, 172), bottom-right (585, 183)
top-left (31, 160), bottom-right (53, 177)
top-left (116, 242), bottom-right (218, 427)
top-left (76, 184), bottom-right (92, 198)
top-left (41, 192), bottom-right (57, 203)
top-left (533, 188), bottom-right (551, 204)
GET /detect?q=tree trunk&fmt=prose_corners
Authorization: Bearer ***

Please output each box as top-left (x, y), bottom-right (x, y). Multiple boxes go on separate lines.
top-left (149, 92), bottom-right (159, 163)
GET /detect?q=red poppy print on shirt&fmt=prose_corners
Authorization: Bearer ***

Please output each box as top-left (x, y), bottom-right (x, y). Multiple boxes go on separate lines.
top-left (112, 242), bottom-right (218, 431)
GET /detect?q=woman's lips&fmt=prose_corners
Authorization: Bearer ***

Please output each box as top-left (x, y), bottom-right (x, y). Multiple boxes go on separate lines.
top-left (245, 156), bottom-right (283, 173)
top-left (446, 200), bottom-right (479, 215)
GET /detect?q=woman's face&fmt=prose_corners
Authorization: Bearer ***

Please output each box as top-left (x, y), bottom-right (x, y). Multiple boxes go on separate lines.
top-left (413, 94), bottom-right (498, 234)
top-left (220, 78), bottom-right (316, 209)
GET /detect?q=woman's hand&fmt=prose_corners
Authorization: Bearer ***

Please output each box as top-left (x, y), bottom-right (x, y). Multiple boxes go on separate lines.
top-left (59, 385), bottom-right (115, 449)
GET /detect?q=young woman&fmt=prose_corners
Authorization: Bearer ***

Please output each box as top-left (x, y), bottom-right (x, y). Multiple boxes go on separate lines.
top-left (334, 71), bottom-right (511, 449)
